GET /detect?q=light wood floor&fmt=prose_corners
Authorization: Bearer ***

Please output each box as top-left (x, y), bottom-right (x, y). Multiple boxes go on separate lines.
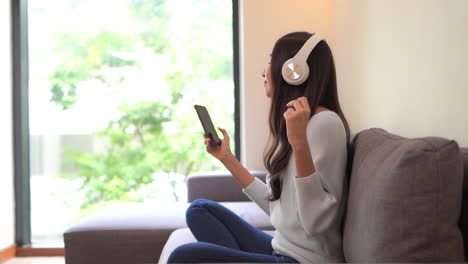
top-left (4, 257), bottom-right (65, 264)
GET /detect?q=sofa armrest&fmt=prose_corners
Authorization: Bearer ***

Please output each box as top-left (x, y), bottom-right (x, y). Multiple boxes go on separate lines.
top-left (186, 170), bottom-right (268, 202)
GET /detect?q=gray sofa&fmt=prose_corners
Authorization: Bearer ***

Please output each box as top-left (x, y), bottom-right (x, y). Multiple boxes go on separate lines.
top-left (64, 128), bottom-right (468, 264)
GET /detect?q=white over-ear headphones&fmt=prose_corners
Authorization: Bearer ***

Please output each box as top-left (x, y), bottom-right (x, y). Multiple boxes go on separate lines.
top-left (281, 33), bottom-right (324, 86)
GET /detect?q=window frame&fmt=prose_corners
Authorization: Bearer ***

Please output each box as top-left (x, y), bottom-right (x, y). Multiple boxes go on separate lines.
top-left (12, 0), bottom-right (32, 247)
top-left (12, 0), bottom-right (241, 247)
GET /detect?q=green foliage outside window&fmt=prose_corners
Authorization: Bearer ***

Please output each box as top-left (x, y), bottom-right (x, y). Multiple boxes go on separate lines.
top-left (49, 0), bottom-right (234, 214)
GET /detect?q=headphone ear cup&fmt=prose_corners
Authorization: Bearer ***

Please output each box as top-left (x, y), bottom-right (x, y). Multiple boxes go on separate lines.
top-left (281, 58), bottom-right (294, 84)
top-left (298, 64), bottom-right (309, 85)
top-left (282, 59), bottom-right (309, 86)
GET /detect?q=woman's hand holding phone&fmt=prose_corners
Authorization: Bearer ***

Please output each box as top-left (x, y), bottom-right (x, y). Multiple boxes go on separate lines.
top-left (194, 105), bottom-right (253, 187)
top-left (203, 127), bottom-right (254, 188)
top-left (204, 127), bottom-right (233, 162)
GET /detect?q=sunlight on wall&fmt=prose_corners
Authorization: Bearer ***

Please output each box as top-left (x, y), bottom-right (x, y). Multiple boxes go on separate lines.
top-left (334, 0), bottom-right (468, 146)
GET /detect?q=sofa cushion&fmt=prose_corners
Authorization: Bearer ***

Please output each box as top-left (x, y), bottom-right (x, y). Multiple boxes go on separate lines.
top-left (343, 128), bottom-right (464, 262)
top-left (158, 228), bottom-right (196, 264)
top-left (158, 228), bottom-right (275, 264)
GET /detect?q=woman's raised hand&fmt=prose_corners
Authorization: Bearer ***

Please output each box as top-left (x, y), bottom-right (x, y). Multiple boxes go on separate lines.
top-left (284, 96), bottom-right (311, 148)
top-left (204, 127), bottom-right (254, 188)
top-left (204, 127), bottom-right (233, 162)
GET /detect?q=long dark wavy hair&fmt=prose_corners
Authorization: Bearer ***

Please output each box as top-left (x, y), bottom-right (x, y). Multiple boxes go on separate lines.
top-left (264, 32), bottom-right (350, 201)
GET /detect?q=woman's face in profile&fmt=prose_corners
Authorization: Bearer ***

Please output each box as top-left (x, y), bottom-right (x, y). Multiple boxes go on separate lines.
top-left (262, 55), bottom-right (273, 98)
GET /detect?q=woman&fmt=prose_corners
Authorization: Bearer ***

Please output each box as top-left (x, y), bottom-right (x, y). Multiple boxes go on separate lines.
top-left (168, 31), bottom-right (350, 263)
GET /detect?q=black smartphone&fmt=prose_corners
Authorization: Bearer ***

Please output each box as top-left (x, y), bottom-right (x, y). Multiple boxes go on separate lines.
top-left (194, 105), bottom-right (221, 146)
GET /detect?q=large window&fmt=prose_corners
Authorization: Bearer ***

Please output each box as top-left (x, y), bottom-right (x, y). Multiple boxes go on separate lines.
top-left (16, 0), bottom-right (238, 246)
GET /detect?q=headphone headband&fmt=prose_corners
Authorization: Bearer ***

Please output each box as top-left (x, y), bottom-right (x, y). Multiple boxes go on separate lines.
top-left (295, 34), bottom-right (324, 64)
top-left (281, 33), bottom-right (325, 85)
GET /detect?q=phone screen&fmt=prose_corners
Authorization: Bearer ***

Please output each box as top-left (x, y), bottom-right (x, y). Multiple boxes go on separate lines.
top-left (194, 105), bottom-right (221, 145)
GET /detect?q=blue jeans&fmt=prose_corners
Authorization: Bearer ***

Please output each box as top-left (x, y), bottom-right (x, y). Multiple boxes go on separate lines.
top-left (167, 199), bottom-right (299, 263)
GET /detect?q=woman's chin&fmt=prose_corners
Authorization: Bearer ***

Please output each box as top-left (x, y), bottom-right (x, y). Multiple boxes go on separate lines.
top-left (265, 88), bottom-right (272, 98)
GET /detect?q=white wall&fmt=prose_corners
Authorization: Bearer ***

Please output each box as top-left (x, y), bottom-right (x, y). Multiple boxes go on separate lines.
top-left (240, 0), bottom-right (468, 170)
top-left (334, 0), bottom-right (468, 145)
top-left (239, 0), bottom-right (335, 170)
top-left (0, 0), bottom-right (15, 250)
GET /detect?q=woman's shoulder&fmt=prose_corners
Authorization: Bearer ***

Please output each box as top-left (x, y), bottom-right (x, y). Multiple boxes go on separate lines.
top-left (306, 109), bottom-right (346, 138)
top-left (308, 109), bottom-right (342, 127)
top-left (306, 109), bottom-right (348, 155)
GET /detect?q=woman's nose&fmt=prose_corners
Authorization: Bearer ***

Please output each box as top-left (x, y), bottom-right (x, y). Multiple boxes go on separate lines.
top-left (261, 69), bottom-right (266, 78)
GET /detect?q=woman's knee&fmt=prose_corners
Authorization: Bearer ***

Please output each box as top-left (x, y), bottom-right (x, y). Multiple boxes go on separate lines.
top-left (167, 243), bottom-right (199, 263)
top-left (185, 198), bottom-right (214, 221)
top-left (167, 242), bottom-right (219, 263)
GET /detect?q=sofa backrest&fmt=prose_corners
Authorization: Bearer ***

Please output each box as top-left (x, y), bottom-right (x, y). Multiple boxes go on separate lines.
top-left (186, 170), bottom-right (267, 202)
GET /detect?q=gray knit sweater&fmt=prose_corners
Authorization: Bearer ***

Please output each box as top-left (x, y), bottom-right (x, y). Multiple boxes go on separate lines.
top-left (242, 110), bottom-right (348, 263)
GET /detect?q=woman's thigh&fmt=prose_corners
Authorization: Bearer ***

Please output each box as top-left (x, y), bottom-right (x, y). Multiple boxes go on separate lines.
top-left (186, 199), bottom-right (273, 254)
top-left (167, 242), bottom-right (298, 263)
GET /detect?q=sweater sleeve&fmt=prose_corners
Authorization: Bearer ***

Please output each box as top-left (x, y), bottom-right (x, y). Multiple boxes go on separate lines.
top-left (242, 175), bottom-right (270, 216)
top-left (293, 112), bottom-right (348, 237)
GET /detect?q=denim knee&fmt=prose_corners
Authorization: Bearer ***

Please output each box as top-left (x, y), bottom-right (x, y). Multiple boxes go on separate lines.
top-left (167, 242), bottom-right (199, 263)
top-left (185, 198), bottom-right (212, 222)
